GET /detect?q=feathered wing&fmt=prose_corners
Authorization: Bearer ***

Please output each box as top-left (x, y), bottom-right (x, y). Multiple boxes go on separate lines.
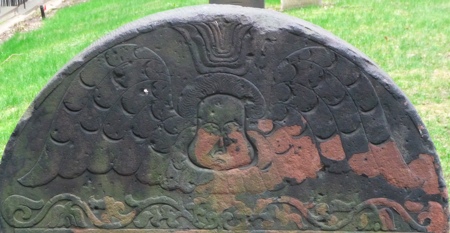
top-left (18, 44), bottom-right (179, 187)
top-left (272, 46), bottom-right (392, 172)
top-left (270, 44), bottom-right (443, 198)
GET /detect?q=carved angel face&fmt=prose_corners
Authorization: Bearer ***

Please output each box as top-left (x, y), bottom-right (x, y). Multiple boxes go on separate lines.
top-left (188, 95), bottom-right (254, 170)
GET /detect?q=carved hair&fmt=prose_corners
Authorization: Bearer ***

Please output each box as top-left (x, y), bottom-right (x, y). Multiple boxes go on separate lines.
top-left (177, 73), bottom-right (266, 119)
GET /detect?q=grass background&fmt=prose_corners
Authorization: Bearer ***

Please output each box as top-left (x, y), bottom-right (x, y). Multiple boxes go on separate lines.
top-left (0, 0), bottom-right (448, 184)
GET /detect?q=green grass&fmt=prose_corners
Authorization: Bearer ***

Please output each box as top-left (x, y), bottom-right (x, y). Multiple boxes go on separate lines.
top-left (1, 0), bottom-right (448, 183)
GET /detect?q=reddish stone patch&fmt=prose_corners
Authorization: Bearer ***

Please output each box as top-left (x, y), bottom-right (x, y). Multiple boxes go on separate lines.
top-left (283, 124), bottom-right (303, 136)
top-left (258, 119), bottom-right (274, 133)
top-left (379, 208), bottom-right (395, 231)
top-left (196, 125), bottom-right (322, 194)
top-left (349, 141), bottom-right (443, 194)
top-left (193, 127), bottom-right (251, 170)
top-left (348, 145), bottom-right (379, 177)
top-left (276, 196), bottom-right (310, 216)
top-left (409, 154), bottom-right (440, 195)
top-left (274, 135), bottom-right (322, 182)
top-left (227, 129), bottom-right (252, 166)
top-left (193, 128), bottom-right (220, 165)
top-left (371, 141), bottom-right (420, 189)
top-left (266, 126), bottom-right (292, 154)
top-left (366, 198), bottom-right (416, 225)
top-left (275, 204), bottom-right (304, 228)
top-left (227, 174), bottom-right (246, 194)
top-left (405, 201), bottom-right (424, 213)
top-left (250, 131), bottom-right (275, 170)
top-left (319, 134), bottom-right (346, 161)
top-left (349, 141), bottom-right (421, 189)
top-left (418, 201), bottom-right (448, 233)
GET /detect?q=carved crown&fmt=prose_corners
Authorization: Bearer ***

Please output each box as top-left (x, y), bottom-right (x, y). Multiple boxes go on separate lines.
top-left (174, 20), bottom-right (253, 75)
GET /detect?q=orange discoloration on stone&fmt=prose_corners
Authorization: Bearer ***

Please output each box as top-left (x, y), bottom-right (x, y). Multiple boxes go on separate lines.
top-left (350, 141), bottom-right (421, 189)
top-left (193, 127), bottom-right (251, 171)
top-left (348, 146), bottom-right (379, 177)
top-left (255, 198), bottom-right (275, 212)
top-left (258, 119), bottom-right (274, 133)
top-left (359, 213), bottom-right (369, 229)
top-left (315, 203), bottom-right (328, 216)
top-left (276, 196), bottom-right (310, 216)
top-left (370, 141), bottom-right (420, 189)
top-left (275, 204), bottom-right (303, 228)
top-left (274, 136), bottom-right (322, 182)
top-left (194, 128), bottom-right (220, 165)
top-left (366, 198), bottom-right (415, 225)
top-left (255, 197), bottom-right (314, 229)
top-left (409, 154), bottom-right (440, 195)
top-left (196, 125), bottom-right (322, 194)
top-left (350, 141), bottom-right (443, 193)
top-left (249, 131), bottom-right (275, 170)
top-left (283, 125), bottom-right (303, 136)
top-left (262, 219), bottom-right (275, 229)
top-left (227, 173), bottom-right (246, 194)
top-left (244, 167), bottom-right (266, 193)
top-left (194, 129), bottom-right (220, 159)
top-left (379, 208), bottom-right (395, 231)
top-left (267, 127), bottom-right (292, 154)
top-left (260, 166), bottom-right (283, 190)
top-left (327, 215), bottom-right (339, 226)
top-left (319, 134), bottom-right (346, 161)
top-left (226, 129), bottom-right (252, 166)
top-left (405, 200), bottom-right (424, 213)
top-left (195, 172), bottom-right (230, 194)
top-left (418, 201), bottom-right (449, 233)
top-left (101, 196), bottom-right (135, 224)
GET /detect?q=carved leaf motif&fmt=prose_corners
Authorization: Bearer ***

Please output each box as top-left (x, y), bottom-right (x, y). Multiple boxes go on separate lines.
top-left (2, 193), bottom-right (439, 231)
top-left (46, 203), bottom-right (88, 228)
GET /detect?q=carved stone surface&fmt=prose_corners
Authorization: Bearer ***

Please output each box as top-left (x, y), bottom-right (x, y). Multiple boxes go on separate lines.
top-left (0, 5), bottom-right (448, 233)
top-left (209, 0), bottom-right (264, 8)
top-left (281, 0), bottom-right (322, 11)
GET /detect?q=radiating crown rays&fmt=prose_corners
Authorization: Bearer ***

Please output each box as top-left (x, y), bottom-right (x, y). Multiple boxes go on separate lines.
top-left (173, 20), bottom-right (253, 75)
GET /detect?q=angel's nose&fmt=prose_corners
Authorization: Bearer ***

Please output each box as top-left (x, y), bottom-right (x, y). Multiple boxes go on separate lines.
top-left (215, 137), bottom-right (226, 154)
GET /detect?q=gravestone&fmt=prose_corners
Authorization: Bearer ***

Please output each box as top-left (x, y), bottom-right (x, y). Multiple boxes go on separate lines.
top-left (281, 0), bottom-right (322, 11)
top-left (0, 4), bottom-right (448, 233)
top-left (209, 0), bottom-right (264, 8)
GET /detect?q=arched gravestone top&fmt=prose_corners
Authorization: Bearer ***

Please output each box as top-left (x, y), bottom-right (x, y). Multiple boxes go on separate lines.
top-left (0, 5), bottom-right (448, 233)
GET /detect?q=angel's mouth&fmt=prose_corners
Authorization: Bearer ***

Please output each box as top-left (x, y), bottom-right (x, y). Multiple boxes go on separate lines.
top-left (209, 151), bottom-right (229, 161)
top-left (212, 150), bottom-right (225, 156)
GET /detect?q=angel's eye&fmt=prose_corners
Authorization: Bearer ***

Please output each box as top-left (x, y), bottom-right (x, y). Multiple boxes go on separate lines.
top-left (201, 123), bottom-right (220, 134)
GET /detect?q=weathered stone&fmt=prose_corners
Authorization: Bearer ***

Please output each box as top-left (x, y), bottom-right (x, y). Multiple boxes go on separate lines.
top-left (281, 0), bottom-right (322, 11)
top-left (0, 5), bottom-right (448, 233)
top-left (210, 0), bottom-right (264, 8)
